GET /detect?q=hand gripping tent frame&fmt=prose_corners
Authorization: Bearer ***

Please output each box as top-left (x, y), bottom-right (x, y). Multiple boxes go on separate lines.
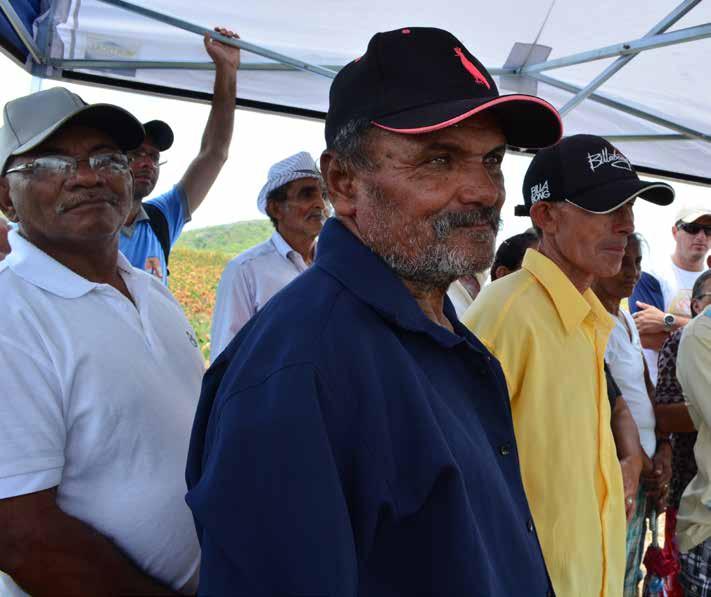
top-left (0, 0), bottom-right (710, 185)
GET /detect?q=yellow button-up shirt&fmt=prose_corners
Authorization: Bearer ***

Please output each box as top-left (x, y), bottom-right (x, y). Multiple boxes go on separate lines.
top-left (676, 306), bottom-right (711, 553)
top-left (462, 249), bottom-right (625, 597)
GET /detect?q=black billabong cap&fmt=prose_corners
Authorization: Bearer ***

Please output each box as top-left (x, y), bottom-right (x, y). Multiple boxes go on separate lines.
top-left (143, 120), bottom-right (174, 151)
top-left (325, 27), bottom-right (562, 149)
top-left (516, 134), bottom-right (675, 217)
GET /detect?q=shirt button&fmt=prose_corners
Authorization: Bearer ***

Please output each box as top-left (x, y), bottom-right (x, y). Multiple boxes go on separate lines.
top-left (527, 519), bottom-right (535, 533)
top-left (499, 443), bottom-right (512, 456)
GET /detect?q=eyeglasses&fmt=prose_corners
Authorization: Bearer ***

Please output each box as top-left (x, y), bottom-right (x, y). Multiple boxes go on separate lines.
top-left (5, 153), bottom-right (130, 180)
top-left (127, 149), bottom-right (166, 167)
top-left (677, 222), bottom-right (711, 236)
top-left (694, 293), bottom-right (711, 300)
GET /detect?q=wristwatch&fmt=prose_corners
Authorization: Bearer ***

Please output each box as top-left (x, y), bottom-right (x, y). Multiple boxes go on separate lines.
top-left (663, 313), bottom-right (676, 331)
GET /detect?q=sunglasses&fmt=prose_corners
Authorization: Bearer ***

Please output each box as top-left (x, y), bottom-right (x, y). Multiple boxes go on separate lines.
top-left (677, 222), bottom-right (711, 236)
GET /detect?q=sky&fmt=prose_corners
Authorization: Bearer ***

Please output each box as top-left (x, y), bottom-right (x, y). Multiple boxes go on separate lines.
top-left (0, 54), bottom-right (708, 267)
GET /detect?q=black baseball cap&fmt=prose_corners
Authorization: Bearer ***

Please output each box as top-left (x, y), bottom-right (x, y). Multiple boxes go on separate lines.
top-left (516, 134), bottom-right (675, 217)
top-left (142, 120), bottom-right (174, 151)
top-left (325, 27), bottom-right (562, 149)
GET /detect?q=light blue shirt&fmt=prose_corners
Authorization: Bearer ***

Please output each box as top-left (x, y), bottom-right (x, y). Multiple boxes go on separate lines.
top-left (119, 185), bottom-right (190, 285)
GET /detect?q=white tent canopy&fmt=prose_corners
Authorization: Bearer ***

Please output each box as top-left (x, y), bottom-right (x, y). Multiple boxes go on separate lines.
top-left (2, 0), bottom-right (711, 183)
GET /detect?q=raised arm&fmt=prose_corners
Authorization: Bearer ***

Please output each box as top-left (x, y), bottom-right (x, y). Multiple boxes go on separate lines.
top-left (180, 26), bottom-right (240, 214)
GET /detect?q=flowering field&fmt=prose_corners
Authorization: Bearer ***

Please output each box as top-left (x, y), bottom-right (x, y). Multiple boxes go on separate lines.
top-left (169, 220), bottom-right (273, 361)
top-left (169, 247), bottom-right (231, 362)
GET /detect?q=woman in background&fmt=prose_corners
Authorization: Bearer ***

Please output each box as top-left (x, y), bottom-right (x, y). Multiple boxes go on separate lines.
top-left (593, 233), bottom-right (672, 597)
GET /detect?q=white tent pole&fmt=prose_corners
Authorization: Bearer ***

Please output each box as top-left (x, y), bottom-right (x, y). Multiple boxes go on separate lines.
top-left (0, 0), bottom-right (43, 63)
top-left (51, 59), bottom-right (344, 72)
top-left (601, 134), bottom-right (693, 142)
top-left (558, 0), bottom-right (702, 117)
top-left (517, 23), bottom-right (711, 75)
top-left (533, 72), bottom-right (711, 142)
top-left (53, 59), bottom-right (215, 70)
top-left (30, 75), bottom-right (42, 91)
top-left (95, 0), bottom-right (338, 79)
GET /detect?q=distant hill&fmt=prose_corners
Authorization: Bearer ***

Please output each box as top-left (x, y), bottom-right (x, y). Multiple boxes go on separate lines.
top-left (176, 219), bottom-right (273, 255)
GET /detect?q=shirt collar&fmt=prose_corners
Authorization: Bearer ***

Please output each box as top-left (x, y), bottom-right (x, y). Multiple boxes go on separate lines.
top-left (315, 218), bottom-right (483, 350)
top-left (6, 229), bottom-right (135, 299)
top-left (270, 230), bottom-right (296, 260)
top-left (521, 248), bottom-right (613, 335)
top-left (121, 204), bottom-right (149, 237)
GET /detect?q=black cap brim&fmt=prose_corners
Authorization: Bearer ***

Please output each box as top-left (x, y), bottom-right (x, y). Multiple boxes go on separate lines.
top-left (569, 178), bottom-right (675, 214)
top-left (372, 94), bottom-right (562, 149)
top-left (143, 120), bottom-right (174, 151)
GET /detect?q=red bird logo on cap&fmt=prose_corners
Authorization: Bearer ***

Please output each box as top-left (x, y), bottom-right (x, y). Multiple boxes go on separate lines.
top-left (454, 47), bottom-right (491, 89)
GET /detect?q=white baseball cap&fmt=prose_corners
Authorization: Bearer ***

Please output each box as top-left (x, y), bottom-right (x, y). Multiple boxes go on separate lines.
top-left (257, 152), bottom-right (320, 214)
top-left (675, 206), bottom-right (711, 224)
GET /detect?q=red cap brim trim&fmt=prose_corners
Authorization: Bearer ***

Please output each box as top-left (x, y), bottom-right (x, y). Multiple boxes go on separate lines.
top-left (372, 95), bottom-right (562, 138)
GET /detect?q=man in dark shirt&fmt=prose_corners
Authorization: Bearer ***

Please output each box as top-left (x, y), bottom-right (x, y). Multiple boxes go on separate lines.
top-left (186, 27), bottom-right (562, 596)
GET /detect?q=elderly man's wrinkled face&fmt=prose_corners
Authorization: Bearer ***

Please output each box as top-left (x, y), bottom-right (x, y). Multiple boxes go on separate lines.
top-left (0, 124), bottom-right (133, 250)
top-left (352, 113), bottom-right (506, 289)
top-left (269, 177), bottom-right (328, 239)
top-left (546, 200), bottom-right (635, 280)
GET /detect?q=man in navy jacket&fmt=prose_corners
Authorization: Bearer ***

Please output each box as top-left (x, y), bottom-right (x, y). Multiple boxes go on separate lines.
top-left (187, 27), bottom-right (563, 596)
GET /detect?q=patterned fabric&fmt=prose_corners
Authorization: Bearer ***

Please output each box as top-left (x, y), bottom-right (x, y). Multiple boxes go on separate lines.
top-left (256, 151), bottom-right (320, 213)
top-left (655, 329), bottom-right (697, 509)
top-left (680, 538), bottom-right (711, 596)
top-left (624, 486), bottom-right (648, 597)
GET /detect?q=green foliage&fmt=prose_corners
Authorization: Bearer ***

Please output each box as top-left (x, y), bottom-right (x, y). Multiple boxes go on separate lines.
top-left (176, 219), bottom-right (273, 255)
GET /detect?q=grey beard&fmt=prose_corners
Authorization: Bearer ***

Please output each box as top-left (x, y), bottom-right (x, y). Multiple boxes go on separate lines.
top-left (360, 184), bottom-right (500, 292)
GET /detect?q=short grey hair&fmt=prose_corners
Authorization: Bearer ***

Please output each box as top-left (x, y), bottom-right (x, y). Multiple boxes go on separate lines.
top-left (329, 118), bottom-right (377, 172)
top-left (265, 183), bottom-right (290, 229)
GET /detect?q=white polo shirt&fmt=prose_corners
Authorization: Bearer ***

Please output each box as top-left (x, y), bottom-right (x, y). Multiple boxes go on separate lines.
top-left (0, 231), bottom-right (204, 593)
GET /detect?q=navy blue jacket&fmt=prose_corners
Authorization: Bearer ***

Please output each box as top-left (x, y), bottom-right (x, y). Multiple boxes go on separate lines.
top-left (186, 218), bottom-right (553, 596)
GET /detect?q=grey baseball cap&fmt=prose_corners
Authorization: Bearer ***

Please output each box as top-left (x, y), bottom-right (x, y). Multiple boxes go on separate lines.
top-left (0, 87), bottom-right (145, 173)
